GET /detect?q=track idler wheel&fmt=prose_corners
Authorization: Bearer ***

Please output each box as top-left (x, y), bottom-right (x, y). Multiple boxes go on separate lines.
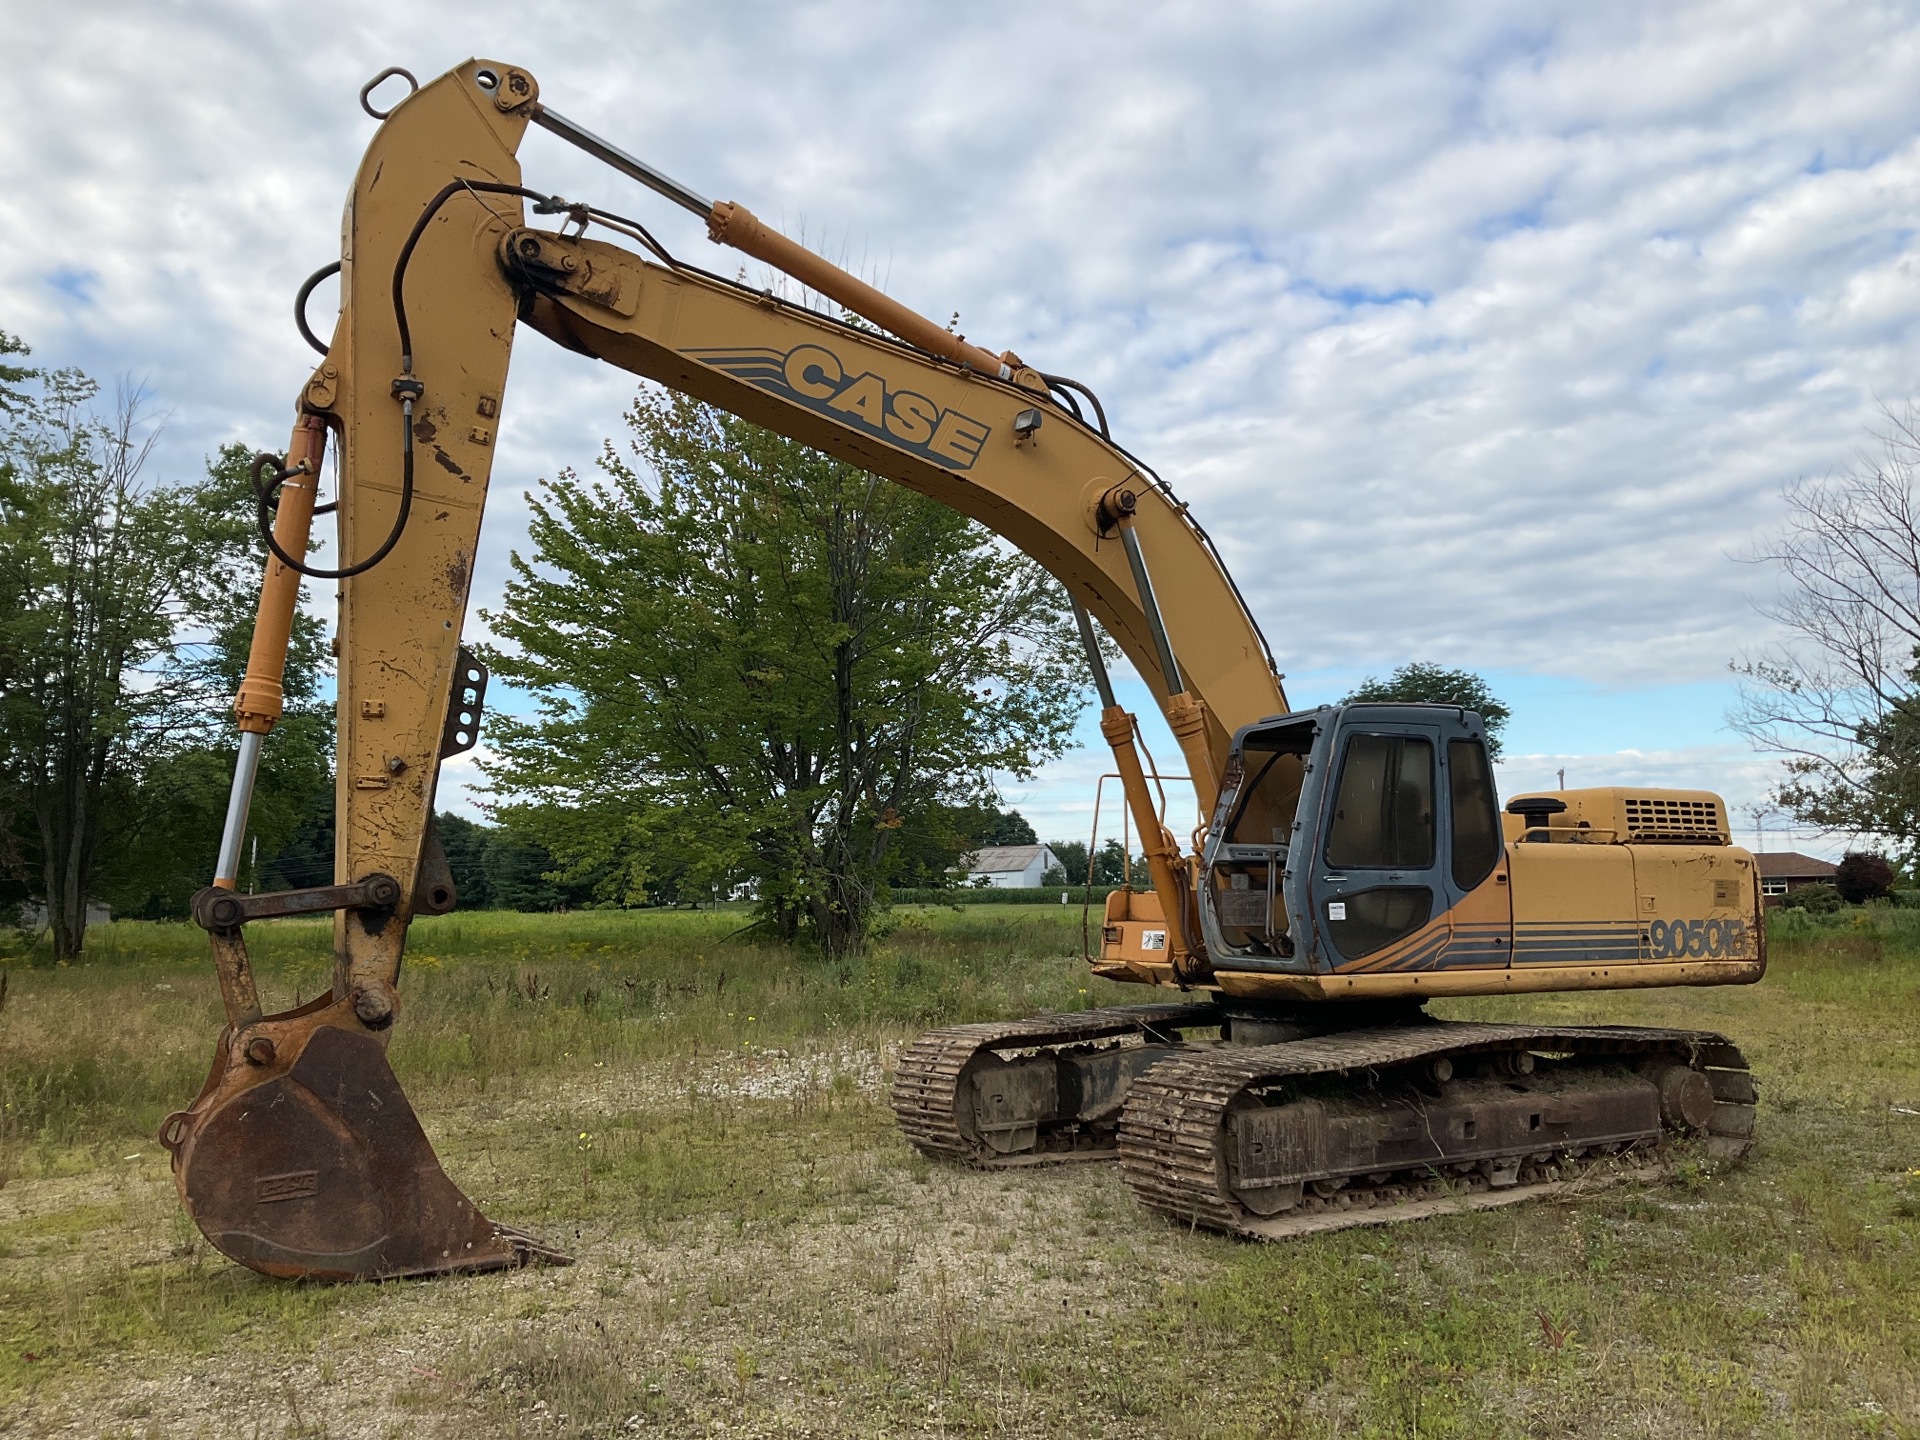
top-left (161, 997), bottom-right (567, 1280)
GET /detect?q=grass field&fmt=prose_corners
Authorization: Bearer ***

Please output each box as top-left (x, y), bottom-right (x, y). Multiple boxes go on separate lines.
top-left (1, 903), bottom-right (1917, 1438)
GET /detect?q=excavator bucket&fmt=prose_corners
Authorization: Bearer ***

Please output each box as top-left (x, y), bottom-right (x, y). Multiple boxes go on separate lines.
top-left (162, 994), bottom-right (566, 1281)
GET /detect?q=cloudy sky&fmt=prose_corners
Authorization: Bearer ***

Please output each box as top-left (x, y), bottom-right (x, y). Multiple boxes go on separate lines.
top-left (7, 1), bottom-right (1920, 856)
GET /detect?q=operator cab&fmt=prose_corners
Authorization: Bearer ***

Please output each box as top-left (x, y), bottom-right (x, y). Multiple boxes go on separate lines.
top-left (1199, 704), bottom-right (1503, 971)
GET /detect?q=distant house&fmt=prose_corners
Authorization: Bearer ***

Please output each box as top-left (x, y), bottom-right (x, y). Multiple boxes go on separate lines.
top-left (959, 843), bottom-right (1062, 889)
top-left (1755, 851), bottom-right (1838, 903)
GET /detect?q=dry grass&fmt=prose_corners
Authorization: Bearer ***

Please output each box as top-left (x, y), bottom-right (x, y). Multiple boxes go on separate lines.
top-left (1, 904), bottom-right (1917, 1437)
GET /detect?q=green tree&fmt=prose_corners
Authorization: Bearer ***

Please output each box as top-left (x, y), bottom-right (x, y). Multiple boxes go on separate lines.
top-left (975, 809), bottom-right (1037, 846)
top-left (481, 828), bottom-right (566, 912)
top-left (1732, 402), bottom-right (1920, 862)
top-left (1341, 663), bottom-right (1512, 758)
top-left (91, 443), bottom-right (332, 917)
top-left (879, 802), bottom-right (986, 890)
top-left (0, 359), bottom-right (203, 957)
top-left (434, 811), bottom-right (495, 910)
top-left (0, 331), bottom-right (39, 917)
top-left (1090, 838), bottom-right (1149, 886)
top-left (1047, 838), bottom-right (1089, 886)
top-left (0, 329), bottom-right (34, 415)
top-left (481, 389), bottom-right (1086, 954)
top-left (1834, 851), bottom-right (1895, 905)
top-left (0, 346), bottom-right (330, 951)
top-left (883, 803), bottom-right (1040, 889)
top-left (471, 812), bottom-right (607, 912)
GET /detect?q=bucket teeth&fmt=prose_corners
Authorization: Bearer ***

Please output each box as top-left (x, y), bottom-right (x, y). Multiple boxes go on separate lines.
top-left (169, 1018), bottom-right (568, 1280)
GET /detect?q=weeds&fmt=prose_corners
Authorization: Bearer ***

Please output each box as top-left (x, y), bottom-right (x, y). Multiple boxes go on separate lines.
top-left (0, 904), bottom-right (1917, 1436)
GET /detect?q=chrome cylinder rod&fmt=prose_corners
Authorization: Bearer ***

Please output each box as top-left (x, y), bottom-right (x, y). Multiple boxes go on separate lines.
top-left (212, 730), bottom-right (265, 889)
top-left (531, 105), bottom-right (713, 218)
top-left (1070, 598), bottom-right (1118, 711)
top-left (1117, 522), bottom-right (1185, 697)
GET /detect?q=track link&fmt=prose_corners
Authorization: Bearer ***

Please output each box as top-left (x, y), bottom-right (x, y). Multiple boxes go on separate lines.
top-left (891, 1001), bottom-right (1221, 1166)
top-left (1117, 1020), bottom-right (1755, 1239)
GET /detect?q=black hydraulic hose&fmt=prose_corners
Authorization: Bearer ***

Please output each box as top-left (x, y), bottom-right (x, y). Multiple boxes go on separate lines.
top-left (250, 444), bottom-right (405, 581)
top-left (1037, 372), bottom-right (1109, 439)
top-left (294, 260), bottom-right (341, 357)
top-left (392, 181), bottom-right (548, 370)
top-left (392, 181), bottom-right (677, 367)
top-left (257, 181), bottom-right (561, 582)
top-left (1224, 749), bottom-right (1286, 840)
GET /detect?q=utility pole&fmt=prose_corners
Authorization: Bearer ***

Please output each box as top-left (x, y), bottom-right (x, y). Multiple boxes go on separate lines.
top-left (1556, 767), bottom-right (1565, 791)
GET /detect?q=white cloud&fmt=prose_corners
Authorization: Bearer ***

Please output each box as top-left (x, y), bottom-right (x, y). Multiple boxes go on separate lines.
top-left (7, 1), bottom-right (1920, 834)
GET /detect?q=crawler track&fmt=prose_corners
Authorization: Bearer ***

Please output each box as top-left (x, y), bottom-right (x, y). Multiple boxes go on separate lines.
top-left (891, 1002), bottom-right (1221, 1165)
top-left (1117, 1020), bottom-right (1755, 1240)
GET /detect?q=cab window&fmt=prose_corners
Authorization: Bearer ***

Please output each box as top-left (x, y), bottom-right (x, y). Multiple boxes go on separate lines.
top-left (1448, 737), bottom-right (1501, 889)
top-left (1326, 734), bottom-right (1434, 870)
top-left (1222, 735), bottom-right (1309, 846)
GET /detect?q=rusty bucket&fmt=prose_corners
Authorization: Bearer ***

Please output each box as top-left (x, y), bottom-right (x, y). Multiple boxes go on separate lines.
top-left (162, 995), bottom-right (567, 1280)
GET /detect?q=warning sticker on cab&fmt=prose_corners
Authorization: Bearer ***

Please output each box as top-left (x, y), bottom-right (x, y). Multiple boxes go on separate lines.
top-left (1327, 901), bottom-right (1348, 921)
top-left (1140, 930), bottom-right (1167, 951)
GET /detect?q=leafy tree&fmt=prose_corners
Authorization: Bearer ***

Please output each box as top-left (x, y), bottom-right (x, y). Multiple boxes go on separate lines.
top-left (481, 829), bottom-right (566, 912)
top-left (1044, 840), bottom-right (1090, 887)
top-left (1834, 851), bottom-right (1895, 905)
top-left (1778, 881), bottom-right (1843, 914)
top-left (1048, 839), bottom-right (1089, 886)
top-left (1341, 663), bottom-right (1512, 758)
top-left (975, 809), bottom-right (1037, 846)
top-left (884, 803), bottom-right (1040, 889)
top-left (434, 811), bottom-right (494, 910)
top-left (0, 359), bottom-right (210, 956)
top-left (1090, 838), bottom-right (1149, 886)
top-left (0, 344), bottom-right (330, 948)
top-left (880, 802), bottom-right (990, 890)
top-left (1732, 403), bottom-right (1920, 863)
top-left (481, 389), bottom-right (1086, 953)
top-left (258, 789), bottom-right (335, 893)
top-left (91, 443), bottom-right (332, 917)
top-left (0, 329), bottom-right (33, 417)
top-left (470, 813), bottom-right (607, 912)
top-left (1042, 837), bottom-right (1147, 887)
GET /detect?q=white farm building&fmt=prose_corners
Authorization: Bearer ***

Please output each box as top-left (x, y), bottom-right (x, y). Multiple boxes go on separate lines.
top-left (959, 843), bottom-right (1062, 889)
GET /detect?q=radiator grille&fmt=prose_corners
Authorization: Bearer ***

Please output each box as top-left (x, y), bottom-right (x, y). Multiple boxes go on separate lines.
top-left (1623, 796), bottom-right (1726, 844)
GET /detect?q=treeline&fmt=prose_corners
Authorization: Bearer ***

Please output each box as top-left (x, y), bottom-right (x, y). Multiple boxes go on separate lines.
top-left (422, 807), bottom-right (1139, 913)
top-left (0, 336), bottom-right (1143, 954)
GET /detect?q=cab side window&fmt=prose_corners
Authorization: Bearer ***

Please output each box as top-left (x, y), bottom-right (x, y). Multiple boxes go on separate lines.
top-left (1448, 738), bottom-right (1502, 889)
top-left (1326, 734), bottom-right (1434, 870)
top-left (1223, 746), bottom-right (1305, 846)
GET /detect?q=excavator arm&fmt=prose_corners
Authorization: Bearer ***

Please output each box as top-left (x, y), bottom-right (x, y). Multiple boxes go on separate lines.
top-left (283, 58), bottom-right (1277, 996)
top-left (167, 57), bottom-right (1281, 1279)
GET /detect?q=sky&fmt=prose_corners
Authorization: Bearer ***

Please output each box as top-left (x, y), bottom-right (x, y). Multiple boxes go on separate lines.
top-left (6, 0), bottom-right (1920, 860)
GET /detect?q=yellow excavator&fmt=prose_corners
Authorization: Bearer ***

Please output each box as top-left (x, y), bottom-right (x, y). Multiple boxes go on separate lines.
top-left (164, 58), bottom-right (1762, 1278)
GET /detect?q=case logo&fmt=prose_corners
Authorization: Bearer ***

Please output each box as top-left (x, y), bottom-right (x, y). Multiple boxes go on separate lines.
top-left (684, 345), bottom-right (992, 471)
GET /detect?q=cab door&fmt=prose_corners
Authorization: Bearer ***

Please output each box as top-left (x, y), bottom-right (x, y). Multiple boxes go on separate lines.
top-left (1308, 724), bottom-right (1448, 968)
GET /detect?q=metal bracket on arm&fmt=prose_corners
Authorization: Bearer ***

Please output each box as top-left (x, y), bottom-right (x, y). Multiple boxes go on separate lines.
top-left (192, 874), bottom-right (403, 933)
